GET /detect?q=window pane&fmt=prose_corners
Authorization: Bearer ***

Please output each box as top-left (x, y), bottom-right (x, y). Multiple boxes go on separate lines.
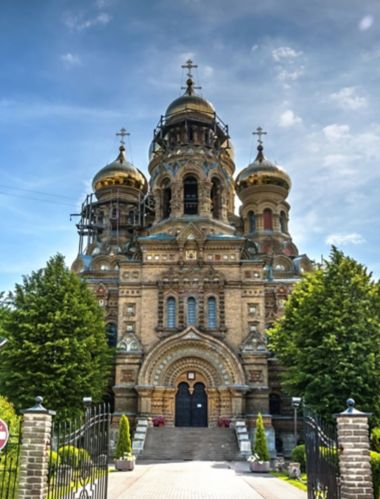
top-left (106, 323), bottom-right (117, 347)
top-left (207, 297), bottom-right (217, 328)
top-left (187, 297), bottom-right (197, 326)
top-left (167, 297), bottom-right (176, 328)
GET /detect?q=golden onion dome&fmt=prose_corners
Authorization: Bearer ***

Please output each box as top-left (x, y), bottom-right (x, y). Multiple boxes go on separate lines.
top-left (92, 145), bottom-right (147, 193)
top-left (235, 145), bottom-right (291, 193)
top-left (165, 78), bottom-right (215, 123)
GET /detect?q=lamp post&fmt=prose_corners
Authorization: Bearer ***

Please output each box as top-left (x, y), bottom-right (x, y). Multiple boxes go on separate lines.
top-left (291, 396), bottom-right (302, 446)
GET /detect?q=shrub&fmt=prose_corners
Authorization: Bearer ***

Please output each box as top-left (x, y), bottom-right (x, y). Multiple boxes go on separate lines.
top-left (291, 444), bottom-right (306, 472)
top-left (0, 395), bottom-right (19, 435)
top-left (115, 415), bottom-right (132, 459)
top-left (371, 428), bottom-right (380, 453)
top-left (371, 451), bottom-right (380, 499)
top-left (58, 445), bottom-right (90, 466)
top-left (253, 413), bottom-right (270, 462)
top-left (48, 450), bottom-right (60, 477)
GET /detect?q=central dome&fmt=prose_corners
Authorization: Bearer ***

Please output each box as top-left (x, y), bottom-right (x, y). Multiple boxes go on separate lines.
top-left (165, 78), bottom-right (215, 124)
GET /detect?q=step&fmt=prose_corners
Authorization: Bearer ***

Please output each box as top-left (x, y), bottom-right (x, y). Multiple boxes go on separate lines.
top-left (138, 427), bottom-right (242, 462)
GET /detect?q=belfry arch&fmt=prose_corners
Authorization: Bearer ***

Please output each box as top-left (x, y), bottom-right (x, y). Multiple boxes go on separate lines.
top-left (136, 327), bottom-right (247, 426)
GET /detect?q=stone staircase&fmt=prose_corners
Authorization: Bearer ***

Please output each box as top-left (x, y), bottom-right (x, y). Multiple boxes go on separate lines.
top-left (137, 427), bottom-right (242, 461)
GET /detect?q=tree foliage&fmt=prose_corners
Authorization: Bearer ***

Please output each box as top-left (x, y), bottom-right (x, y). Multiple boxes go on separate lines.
top-left (269, 247), bottom-right (380, 422)
top-left (0, 254), bottom-right (111, 419)
top-left (115, 415), bottom-right (132, 458)
top-left (253, 412), bottom-right (270, 461)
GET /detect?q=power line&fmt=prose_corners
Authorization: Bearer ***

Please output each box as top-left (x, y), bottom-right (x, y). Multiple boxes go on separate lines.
top-left (0, 190), bottom-right (75, 208)
top-left (0, 183), bottom-right (76, 201)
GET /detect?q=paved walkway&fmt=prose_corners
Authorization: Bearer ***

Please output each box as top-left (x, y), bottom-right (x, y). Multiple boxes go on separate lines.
top-left (108, 461), bottom-right (307, 499)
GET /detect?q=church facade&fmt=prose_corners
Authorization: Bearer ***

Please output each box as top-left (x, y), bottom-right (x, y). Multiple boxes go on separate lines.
top-left (71, 62), bottom-right (312, 454)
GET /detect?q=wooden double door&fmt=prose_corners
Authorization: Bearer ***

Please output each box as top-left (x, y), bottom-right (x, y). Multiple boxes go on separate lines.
top-left (175, 382), bottom-right (208, 427)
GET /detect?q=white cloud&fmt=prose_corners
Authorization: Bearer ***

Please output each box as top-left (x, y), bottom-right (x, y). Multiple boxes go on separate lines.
top-left (359, 15), bottom-right (374, 31)
top-left (272, 46), bottom-right (302, 62)
top-left (277, 67), bottom-right (304, 81)
top-left (325, 233), bottom-right (365, 246)
top-left (61, 53), bottom-right (81, 66)
top-left (330, 87), bottom-right (367, 110)
top-left (322, 154), bottom-right (349, 167)
top-left (251, 44), bottom-right (259, 52)
top-left (203, 65), bottom-right (214, 78)
top-left (278, 109), bottom-right (302, 127)
top-left (64, 12), bottom-right (112, 31)
top-left (323, 124), bottom-right (350, 141)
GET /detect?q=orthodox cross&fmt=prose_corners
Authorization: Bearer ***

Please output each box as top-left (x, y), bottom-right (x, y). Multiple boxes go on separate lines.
top-left (181, 59), bottom-right (198, 79)
top-left (116, 127), bottom-right (130, 145)
top-left (252, 126), bottom-right (267, 145)
top-left (181, 59), bottom-right (201, 94)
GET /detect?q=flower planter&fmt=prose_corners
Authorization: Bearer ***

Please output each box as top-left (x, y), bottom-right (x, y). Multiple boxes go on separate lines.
top-left (249, 461), bottom-right (270, 473)
top-left (115, 458), bottom-right (135, 471)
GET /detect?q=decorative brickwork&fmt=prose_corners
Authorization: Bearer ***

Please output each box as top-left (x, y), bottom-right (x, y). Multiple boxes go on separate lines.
top-left (336, 399), bottom-right (374, 499)
top-left (18, 397), bottom-right (54, 499)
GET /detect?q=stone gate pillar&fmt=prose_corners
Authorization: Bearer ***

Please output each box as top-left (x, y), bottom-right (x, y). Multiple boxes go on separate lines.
top-left (18, 396), bottom-right (55, 499)
top-left (336, 399), bottom-right (374, 499)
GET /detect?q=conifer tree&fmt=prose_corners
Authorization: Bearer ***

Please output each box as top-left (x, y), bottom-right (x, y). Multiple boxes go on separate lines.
top-left (253, 412), bottom-right (270, 461)
top-left (0, 254), bottom-right (111, 419)
top-left (115, 415), bottom-right (132, 458)
top-left (269, 247), bottom-right (380, 422)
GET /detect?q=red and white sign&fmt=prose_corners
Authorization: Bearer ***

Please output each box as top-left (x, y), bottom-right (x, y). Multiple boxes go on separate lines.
top-left (0, 419), bottom-right (9, 451)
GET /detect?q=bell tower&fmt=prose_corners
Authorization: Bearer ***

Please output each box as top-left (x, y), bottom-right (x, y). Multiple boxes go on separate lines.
top-left (147, 60), bottom-right (236, 235)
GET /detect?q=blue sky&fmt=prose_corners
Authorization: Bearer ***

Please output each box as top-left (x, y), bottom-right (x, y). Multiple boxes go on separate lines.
top-left (1, 0), bottom-right (379, 291)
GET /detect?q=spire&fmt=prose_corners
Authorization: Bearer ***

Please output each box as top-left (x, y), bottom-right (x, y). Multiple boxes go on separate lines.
top-left (115, 128), bottom-right (130, 163)
top-left (181, 59), bottom-right (201, 96)
top-left (252, 127), bottom-right (267, 162)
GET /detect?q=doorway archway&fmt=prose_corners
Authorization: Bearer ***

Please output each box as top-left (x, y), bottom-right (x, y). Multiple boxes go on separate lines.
top-left (175, 381), bottom-right (208, 427)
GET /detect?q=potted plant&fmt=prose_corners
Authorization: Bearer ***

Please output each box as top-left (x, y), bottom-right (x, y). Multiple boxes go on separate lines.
top-left (248, 413), bottom-right (270, 472)
top-left (115, 415), bottom-right (135, 471)
top-left (152, 416), bottom-right (165, 427)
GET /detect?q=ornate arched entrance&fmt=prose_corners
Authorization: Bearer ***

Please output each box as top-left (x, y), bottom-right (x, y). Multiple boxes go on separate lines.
top-left (175, 381), bottom-right (208, 427)
top-left (136, 327), bottom-right (247, 426)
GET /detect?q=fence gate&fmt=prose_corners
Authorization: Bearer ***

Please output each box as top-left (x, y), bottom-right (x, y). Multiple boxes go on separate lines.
top-left (48, 403), bottom-right (110, 499)
top-left (304, 408), bottom-right (340, 499)
top-left (0, 420), bottom-right (21, 499)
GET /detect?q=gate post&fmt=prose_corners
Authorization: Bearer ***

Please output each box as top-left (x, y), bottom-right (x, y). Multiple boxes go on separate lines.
top-left (336, 399), bottom-right (373, 499)
top-left (18, 396), bottom-right (55, 499)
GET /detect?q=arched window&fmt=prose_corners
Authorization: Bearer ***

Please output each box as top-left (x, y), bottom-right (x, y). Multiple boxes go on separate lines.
top-left (187, 297), bottom-right (197, 326)
top-left (269, 393), bottom-right (281, 415)
top-left (248, 211), bottom-right (256, 233)
top-left (106, 323), bottom-right (117, 348)
top-left (207, 297), bottom-right (217, 328)
top-left (184, 176), bottom-right (198, 215)
top-left (263, 208), bottom-right (273, 230)
top-left (211, 178), bottom-right (222, 220)
top-left (162, 179), bottom-right (172, 219)
top-left (280, 211), bottom-right (287, 233)
top-left (166, 297), bottom-right (176, 328)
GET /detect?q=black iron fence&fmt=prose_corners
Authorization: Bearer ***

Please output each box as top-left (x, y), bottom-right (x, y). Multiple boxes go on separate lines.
top-left (0, 420), bottom-right (21, 499)
top-left (48, 403), bottom-right (110, 499)
top-left (304, 407), bottom-right (340, 499)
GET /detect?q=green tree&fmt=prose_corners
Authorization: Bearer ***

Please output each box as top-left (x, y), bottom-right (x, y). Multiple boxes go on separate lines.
top-left (0, 254), bottom-right (111, 419)
top-left (253, 413), bottom-right (270, 461)
top-left (115, 415), bottom-right (132, 458)
top-left (269, 247), bottom-right (380, 422)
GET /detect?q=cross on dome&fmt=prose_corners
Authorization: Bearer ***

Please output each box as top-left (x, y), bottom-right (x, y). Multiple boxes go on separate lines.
top-left (252, 126), bottom-right (267, 146)
top-left (181, 59), bottom-right (201, 96)
top-left (116, 127), bottom-right (130, 145)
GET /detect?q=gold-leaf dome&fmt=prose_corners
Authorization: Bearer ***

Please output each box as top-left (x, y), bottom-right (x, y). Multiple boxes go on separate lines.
top-left (92, 145), bottom-right (147, 193)
top-left (165, 78), bottom-right (215, 124)
top-left (235, 145), bottom-right (291, 194)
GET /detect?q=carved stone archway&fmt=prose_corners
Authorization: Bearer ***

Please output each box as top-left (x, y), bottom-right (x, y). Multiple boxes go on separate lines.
top-left (136, 327), bottom-right (248, 426)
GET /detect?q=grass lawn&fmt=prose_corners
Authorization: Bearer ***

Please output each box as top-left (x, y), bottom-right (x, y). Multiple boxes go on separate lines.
top-left (271, 471), bottom-right (307, 491)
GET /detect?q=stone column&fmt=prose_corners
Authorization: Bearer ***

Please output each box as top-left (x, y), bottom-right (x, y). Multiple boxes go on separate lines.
top-left (336, 399), bottom-right (374, 499)
top-left (18, 396), bottom-right (55, 499)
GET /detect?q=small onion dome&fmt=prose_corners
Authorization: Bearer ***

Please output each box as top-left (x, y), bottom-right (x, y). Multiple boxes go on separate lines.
top-left (92, 145), bottom-right (147, 193)
top-left (165, 78), bottom-right (215, 124)
top-left (235, 145), bottom-right (291, 195)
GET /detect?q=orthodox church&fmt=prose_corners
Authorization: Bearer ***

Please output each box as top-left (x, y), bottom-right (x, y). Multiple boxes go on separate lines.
top-left (71, 61), bottom-right (312, 454)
